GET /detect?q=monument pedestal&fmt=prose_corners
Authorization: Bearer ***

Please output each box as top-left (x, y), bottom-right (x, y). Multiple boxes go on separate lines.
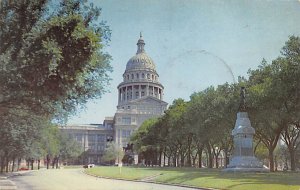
top-left (223, 112), bottom-right (268, 172)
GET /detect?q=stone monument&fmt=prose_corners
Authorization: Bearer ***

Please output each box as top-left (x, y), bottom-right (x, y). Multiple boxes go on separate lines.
top-left (223, 87), bottom-right (268, 172)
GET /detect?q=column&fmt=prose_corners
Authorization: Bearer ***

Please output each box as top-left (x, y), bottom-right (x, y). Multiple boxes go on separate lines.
top-left (123, 87), bottom-right (125, 101)
top-left (139, 85), bottom-right (141, 98)
top-left (132, 85), bottom-right (134, 99)
top-left (146, 84), bottom-right (149, 96)
top-left (125, 86), bottom-right (128, 102)
top-left (118, 89), bottom-right (121, 103)
top-left (152, 86), bottom-right (154, 97)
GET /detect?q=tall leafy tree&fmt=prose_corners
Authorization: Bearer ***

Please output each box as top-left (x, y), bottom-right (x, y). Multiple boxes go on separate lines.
top-left (0, 0), bottom-right (111, 171)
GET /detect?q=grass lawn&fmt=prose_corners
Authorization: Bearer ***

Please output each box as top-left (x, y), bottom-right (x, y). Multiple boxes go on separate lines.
top-left (86, 166), bottom-right (300, 190)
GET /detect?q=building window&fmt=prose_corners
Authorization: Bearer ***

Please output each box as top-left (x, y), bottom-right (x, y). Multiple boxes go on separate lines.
top-left (88, 134), bottom-right (96, 142)
top-left (122, 117), bottom-right (131, 125)
top-left (142, 73), bottom-right (145, 78)
top-left (97, 134), bottom-right (105, 141)
top-left (127, 75), bottom-right (129, 80)
top-left (131, 74), bottom-right (134, 79)
top-left (136, 73), bottom-right (139, 79)
top-left (98, 145), bottom-right (104, 151)
top-left (75, 134), bottom-right (82, 142)
top-left (147, 73), bottom-right (150, 79)
top-left (122, 130), bottom-right (131, 138)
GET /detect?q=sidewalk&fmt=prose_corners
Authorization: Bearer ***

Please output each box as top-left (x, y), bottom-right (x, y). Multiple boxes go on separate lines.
top-left (0, 171), bottom-right (33, 190)
top-left (0, 178), bottom-right (17, 190)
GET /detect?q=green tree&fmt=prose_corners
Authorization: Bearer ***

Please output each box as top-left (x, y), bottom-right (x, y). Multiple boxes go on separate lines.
top-left (0, 0), bottom-right (111, 172)
top-left (102, 142), bottom-right (124, 164)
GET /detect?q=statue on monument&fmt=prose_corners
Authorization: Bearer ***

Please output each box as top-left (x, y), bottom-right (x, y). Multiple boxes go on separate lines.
top-left (238, 86), bottom-right (246, 112)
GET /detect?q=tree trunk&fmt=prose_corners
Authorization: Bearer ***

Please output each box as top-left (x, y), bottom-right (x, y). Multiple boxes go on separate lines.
top-left (163, 152), bottom-right (166, 167)
top-left (289, 148), bottom-right (296, 171)
top-left (173, 154), bottom-right (177, 167)
top-left (5, 158), bottom-right (9, 173)
top-left (0, 156), bottom-right (5, 173)
top-left (159, 151), bottom-right (162, 167)
top-left (186, 139), bottom-right (192, 167)
top-left (11, 158), bottom-right (15, 172)
top-left (17, 158), bottom-right (21, 171)
top-left (268, 149), bottom-right (275, 172)
top-left (192, 155), bottom-right (196, 167)
top-left (206, 143), bottom-right (213, 168)
top-left (56, 156), bottom-right (59, 169)
top-left (224, 149), bottom-right (228, 168)
top-left (198, 150), bottom-right (203, 168)
top-left (180, 153), bottom-right (185, 167)
top-left (38, 160), bottom-right (40, 170)
top-left (46, 154), bottom-right (50, 169)
top-left (31, 159), bottom-right (34, 170)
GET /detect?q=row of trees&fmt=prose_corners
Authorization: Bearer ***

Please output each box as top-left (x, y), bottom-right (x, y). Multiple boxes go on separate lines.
top-left (131, 36), bottom-right (300, 172)
top-left (0, 0), bottom-right (111, 172)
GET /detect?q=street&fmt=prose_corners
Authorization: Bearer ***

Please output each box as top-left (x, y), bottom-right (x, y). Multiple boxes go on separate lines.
top-left (10, 169), bottom-right (201, 190)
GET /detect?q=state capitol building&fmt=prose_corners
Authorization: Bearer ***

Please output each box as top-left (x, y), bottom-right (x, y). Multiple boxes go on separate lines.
top-left (61, 34), bottom-right (168, 164)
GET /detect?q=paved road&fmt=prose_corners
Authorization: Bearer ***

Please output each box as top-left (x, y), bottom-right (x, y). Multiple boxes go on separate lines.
top-left (10, 169), bottom-right (201, 190)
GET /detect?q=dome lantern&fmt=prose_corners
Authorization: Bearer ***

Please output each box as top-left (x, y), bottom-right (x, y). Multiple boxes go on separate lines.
top-left (136, 32), bottom-right (145, 54)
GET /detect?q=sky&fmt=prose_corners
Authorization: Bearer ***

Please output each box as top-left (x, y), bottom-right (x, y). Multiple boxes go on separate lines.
top-left (68, 0), bottom-right (300, 124)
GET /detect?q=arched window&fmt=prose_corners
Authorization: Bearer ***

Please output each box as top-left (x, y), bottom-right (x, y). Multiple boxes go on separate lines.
top-left (136, 73), bottom-right (139, 79)
top-left (127, 75), bottom-right (129, 80)
top-left (142, 73), bottom-right (145, 78)
top-left (147, 73), bottom-right (150, 79)
top-left (152, 75), bottom-right (154, 80)
top-left (131, 74), bottom-right (134, 79)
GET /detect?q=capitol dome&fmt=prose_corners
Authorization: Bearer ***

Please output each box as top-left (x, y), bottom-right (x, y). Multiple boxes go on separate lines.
top-left (126, 52), bottom-right (156, 71)
top-left (125, 33), bottom-right (156, 71)
top-left (117, 33), bottom-right (164, 106)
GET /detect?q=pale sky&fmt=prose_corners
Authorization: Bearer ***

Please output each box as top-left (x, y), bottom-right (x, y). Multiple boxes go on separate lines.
top-left (68, 0), bottom-right (300, 124)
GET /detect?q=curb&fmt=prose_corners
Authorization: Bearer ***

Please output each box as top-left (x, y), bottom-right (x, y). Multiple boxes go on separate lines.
top-left (82, 169), bottom-right (217, 190)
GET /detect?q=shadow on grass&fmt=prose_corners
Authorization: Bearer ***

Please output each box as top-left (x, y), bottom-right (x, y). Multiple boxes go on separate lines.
top-left (131, 167), bottom-right (300, 187)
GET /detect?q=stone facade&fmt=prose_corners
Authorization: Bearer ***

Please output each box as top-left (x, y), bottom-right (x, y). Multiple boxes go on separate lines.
top-left (60, 118), bottom-right (114, 164)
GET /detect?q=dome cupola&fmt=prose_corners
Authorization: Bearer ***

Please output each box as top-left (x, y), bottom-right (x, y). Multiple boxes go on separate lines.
top-left (125, 33), bottom-right (156, 71)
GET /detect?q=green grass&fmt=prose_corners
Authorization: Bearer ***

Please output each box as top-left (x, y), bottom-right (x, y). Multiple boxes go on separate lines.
top-left (86, 166), bottom-right (161, 180)
top-left (62, 165), bottom-right (84, 169)
top-left (86, 166), bottom-right (300, 190)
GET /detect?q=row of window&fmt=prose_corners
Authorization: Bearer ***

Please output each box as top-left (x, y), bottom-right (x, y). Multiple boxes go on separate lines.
top-left (88, 145), bottom-right (106, 152)
top-left (117, 117), bottom-right (136, 124)
top-left (124, 72), bottom-right (157, 81)
top-left (74, 134), bottom-right (108, 142)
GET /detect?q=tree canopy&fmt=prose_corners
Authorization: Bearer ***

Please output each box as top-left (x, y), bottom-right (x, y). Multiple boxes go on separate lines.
top-left (0, 0), bottom-right (112, 172)
top-left (131, 36), bottom-right (300, 172)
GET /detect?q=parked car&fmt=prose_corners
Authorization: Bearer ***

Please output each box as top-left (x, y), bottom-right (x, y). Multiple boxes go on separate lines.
top-left (83, 164), bottom-right (95, 169)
